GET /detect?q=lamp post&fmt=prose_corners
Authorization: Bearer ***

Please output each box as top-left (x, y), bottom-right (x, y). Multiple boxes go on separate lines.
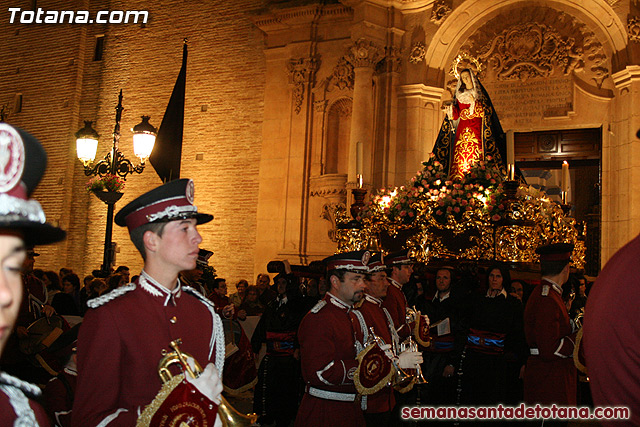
top-left (76, 90), bottom-right (157, 275)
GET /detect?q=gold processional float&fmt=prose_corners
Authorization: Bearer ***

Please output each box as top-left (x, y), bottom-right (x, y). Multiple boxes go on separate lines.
top-left (334, 154), bottom-right (586, 270)
top-left (334, 53), bottom-right (586, 270)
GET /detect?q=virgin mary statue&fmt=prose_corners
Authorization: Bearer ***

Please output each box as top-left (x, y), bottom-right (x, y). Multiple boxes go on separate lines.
top-left (432, 68), bottom-right (515, 181)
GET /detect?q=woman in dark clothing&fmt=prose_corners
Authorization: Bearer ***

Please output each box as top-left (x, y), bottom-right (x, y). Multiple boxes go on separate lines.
top-left (459, 264), bottom-right (527, 405)
top-left (251, 274), bottom-right (305, 427)
top-left (238, 285), bottom-right (265, 316)
top-left (46, 271), bottom-right (79, 316)
top-left (61, 273), bottom-right (82, 315)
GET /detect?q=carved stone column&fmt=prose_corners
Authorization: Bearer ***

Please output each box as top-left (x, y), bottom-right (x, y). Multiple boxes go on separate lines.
top-left (605, 66), bottom-right (640, 263)
top-left (396, 84), bottom-right (444, 185)
top-left (374, 46), bottom-right (403, 189)
top-left (345, 39), bottom-right (384, 189)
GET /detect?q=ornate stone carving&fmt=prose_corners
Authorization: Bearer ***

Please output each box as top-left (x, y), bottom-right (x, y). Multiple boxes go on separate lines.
top-left (314, 99), bottom-right (328, 113)
top-left (321, 202), bottom-right (348, 243)
top-left (408, 42), bottom-right (426, 64)
top-left (476, 23), bottom-right (583, 81)
top-left (346, 38), bottom-right (385, 69)
top-left (380, 46), bottom-right (403, 73)
top-left (462, 9), bottom-right (610, 88)
top-left (287, 57), bottom-right (318, 114)
top-left (310, 174), bottom-right (348, 198)
top-left (430, 0), bottom-right (451, 25)
top-left (330, 57), bottom-right (354, 91)
top-left (330, 98), bottom-right (353, 118)
top-left (628, 16), bottom-right (640, 43)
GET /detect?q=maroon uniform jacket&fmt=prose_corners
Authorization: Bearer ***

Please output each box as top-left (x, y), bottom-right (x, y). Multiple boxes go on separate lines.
top-left (584, 233), bottom-right (640, 426)
top-left (72, 274), bottom-right (224, 426)
top-left (354, 295), bottom-right (396, 414)
top-left (0, 371), bottom-right (50, 426)
top-left (42, 368), bottom-right (76, 426)
top-left (382, 278), bottom-right (411, 339)
top-left (523, 279), bottom-right (576, 405)
top-left (295, 293), bottom-right (365, 427)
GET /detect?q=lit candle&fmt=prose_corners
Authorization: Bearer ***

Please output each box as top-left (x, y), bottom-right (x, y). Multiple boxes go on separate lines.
top-left (506, 130), bottom-right (515, 180)
top-left (561, 161), bottom-right (569, 194)
top-left (356, 141), bottom-right (363, 177)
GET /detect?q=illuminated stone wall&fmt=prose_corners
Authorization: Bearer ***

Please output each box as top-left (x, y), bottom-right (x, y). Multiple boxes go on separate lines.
top-left (2, 0), bottom-right (639, 280)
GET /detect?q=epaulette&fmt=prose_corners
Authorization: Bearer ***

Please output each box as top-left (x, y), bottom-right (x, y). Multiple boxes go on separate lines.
top-left (182, 286), bottom-right (216, 310)
top-left (0, 372), bottom-right (41, 397)
top-left (87, 283), bottom-right (136, 309)
top-left (541, 284), bottom-right (550, 296)
top-left (310, 300), bottom-right (327, 313)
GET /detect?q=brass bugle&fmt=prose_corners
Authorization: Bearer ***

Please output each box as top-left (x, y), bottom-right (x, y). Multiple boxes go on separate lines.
top-left (366, 327), bottom-right (413, 390)
top-left (399, 335), bottom-right (427, 385)
top-left (158, 339), bottom-right (258, 427)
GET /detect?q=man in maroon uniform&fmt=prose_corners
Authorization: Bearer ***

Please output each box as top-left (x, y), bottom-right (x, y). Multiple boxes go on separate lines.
top-left (295, 251), bottom-right (370, 427)
top-left (355, 253), bottom-right (413, 426)
top-left (523, 243), bottom-right (577, 406)
top-left (0, 123), bottom-right (66, 426)
top-left (73, 179), bottom-right (225, 426)
top-left (382, 249), bottom-right (414, 340)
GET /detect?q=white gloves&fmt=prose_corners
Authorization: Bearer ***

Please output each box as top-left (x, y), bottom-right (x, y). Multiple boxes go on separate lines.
top-left (185, 363), bottom-right (223, 405)
top-left (397, 349), bottom-right (423, 369)
top-left (379, 343), bottom-right (395, 361)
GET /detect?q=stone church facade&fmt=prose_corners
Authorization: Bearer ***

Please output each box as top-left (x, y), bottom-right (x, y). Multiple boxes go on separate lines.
top-left (1, 0), bottom-right (637, 282)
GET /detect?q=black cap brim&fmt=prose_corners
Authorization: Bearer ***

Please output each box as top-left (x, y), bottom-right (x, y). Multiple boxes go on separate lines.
top-left (0, 220), bottom-right (66, 245)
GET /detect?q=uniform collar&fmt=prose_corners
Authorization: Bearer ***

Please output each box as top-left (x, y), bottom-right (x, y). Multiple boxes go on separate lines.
top-left (542, 278), bottom-right (563, 295)
top-left (434, 290), bottom-right (450, 302)
top-left (365, 294), bottom-right (382, 306)
top-left (326, 292), bottom-right (351, 310)
top-left (139, 270), bottom-right (182, 306)
top-left (486, 288), bottom-right (507, 298)
top-left (388, 277), bottom-right (402, 290)
top-left (276, 294), bottom-right (288, 307)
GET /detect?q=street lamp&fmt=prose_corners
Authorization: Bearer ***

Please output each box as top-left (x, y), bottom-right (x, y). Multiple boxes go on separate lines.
top-left (76, 89), bottom-right (157, 274)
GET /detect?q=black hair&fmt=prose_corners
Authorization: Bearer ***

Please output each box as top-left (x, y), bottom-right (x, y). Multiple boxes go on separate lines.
top-left (212, 278), bottom-right (226, 289)
top-left (62, 273), bottom-right (81, 291)
top-left (486, 264), bottom-right (512, 293)
top-left (129, 222), bottom-right (168, 260)
top-left (326, 269), bottom-right (349, 285)
top-left (540, 260), bottom-right (570, 278)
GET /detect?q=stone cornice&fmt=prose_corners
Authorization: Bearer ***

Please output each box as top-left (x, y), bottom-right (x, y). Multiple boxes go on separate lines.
top-left (252, 4), bottom-right (353, 34)
top-left (397, 83), bottom-right (444, 100)
top-left (612, 65), bottom-right (640, 90)
top-left (340, 0), bottom-right (431, 13)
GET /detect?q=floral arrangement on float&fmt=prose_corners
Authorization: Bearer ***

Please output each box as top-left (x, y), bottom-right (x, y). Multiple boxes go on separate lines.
top-left (337, 154), bottom-right (586, 268)
top-left (360, 154), bottom-right (506, 226)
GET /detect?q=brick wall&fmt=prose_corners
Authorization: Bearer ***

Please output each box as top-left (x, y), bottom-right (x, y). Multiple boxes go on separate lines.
top-left (0, 0), bottom-right (267, 287)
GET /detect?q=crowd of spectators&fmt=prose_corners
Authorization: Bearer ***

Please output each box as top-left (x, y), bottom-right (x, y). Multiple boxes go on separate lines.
top-left (2, 255), bottom-right (594, 427)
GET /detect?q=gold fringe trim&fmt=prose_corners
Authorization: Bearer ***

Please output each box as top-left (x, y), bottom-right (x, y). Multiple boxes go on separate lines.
top-left (34, 354), bottom-right (58, 377)
top-left (136, 374), bottom-right (184, 427)
top-left (222, 376), bottom-right (258, 396)
top-left (573, 328), bottom-right (587, 375)
top-left (395, 376), bottom-right (416, 394)
top-left (413, 321), bottom-right (431, 348)
top-left (354, 342), bottom-right (394, 396)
